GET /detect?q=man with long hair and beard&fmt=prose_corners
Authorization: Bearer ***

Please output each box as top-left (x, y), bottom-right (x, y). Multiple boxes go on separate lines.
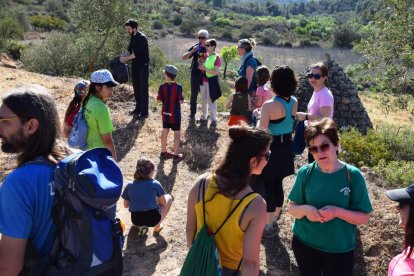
top-left (0, 86), bottom-right (69, 275)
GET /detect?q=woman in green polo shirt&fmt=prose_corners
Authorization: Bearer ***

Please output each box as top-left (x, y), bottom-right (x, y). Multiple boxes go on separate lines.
top-left (83, 69), bottom-right (118, 161)
top-left (288, 118), bottom-right (372, 276)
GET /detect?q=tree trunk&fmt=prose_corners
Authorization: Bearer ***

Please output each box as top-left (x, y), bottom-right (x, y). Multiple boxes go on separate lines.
top-left (88, 30), bottom-right (111, 73)
top-left (223, 62), bottom-right (228, 80)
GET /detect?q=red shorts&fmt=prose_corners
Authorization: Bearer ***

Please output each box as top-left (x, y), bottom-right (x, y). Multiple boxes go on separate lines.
top-left (228, 114), bottom-right (248, 126)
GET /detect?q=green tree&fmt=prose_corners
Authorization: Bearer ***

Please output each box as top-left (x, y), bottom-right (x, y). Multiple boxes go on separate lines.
top-left (355, 0), bottom-right (414, 94)
top-left (220, 45), bottom-right (238, 79)
top-left (69, 0), bottom-right (133, 72)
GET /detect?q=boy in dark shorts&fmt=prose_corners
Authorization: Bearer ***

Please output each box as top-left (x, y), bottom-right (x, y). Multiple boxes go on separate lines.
top-left (157, 64), bottom-right (184, 162)
top-left (122, 157), bottom-right (172, 236)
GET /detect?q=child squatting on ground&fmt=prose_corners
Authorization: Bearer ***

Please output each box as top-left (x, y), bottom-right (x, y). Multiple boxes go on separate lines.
top-left (157, 65), bottom-right (184, 162)
top-left (121, 157), bottom-right (173, 236)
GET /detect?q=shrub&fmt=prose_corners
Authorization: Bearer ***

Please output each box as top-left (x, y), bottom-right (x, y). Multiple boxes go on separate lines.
top-left (374, 160), bottom-right (414, 188)
top-left (260, 28), bottom-right (279, 45)
top-left (213, 17), bottom-right (231, 27)
top-left (172, 13), bottom-right (182, 26)
top-left (6, 40), bottom-right (25, 59)
top-left (221, 29), bottom-right (232, 40)
top-left (153, 20), bottom-right (163, 30)
top-left (340, 128), bottom-right (390, 167)
top-left (378, 126), bottom-right (414, 162)
top-left (30, 15), bottom-right (66, 31)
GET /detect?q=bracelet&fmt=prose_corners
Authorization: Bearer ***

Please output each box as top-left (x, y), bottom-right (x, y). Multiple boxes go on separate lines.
top-left (305, 114), bottom-right (309, 120)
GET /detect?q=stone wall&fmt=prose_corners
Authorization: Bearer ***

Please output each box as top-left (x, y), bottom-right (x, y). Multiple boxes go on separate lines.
top-left (295, 55), bottom-right (372, 133)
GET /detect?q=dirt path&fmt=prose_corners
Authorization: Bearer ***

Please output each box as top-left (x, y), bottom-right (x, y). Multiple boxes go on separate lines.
top-left (0, 65), bottom-right (404, 275)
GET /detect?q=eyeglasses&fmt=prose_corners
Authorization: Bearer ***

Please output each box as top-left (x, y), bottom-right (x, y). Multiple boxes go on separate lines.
top-left (261, 150), bottom-right (271, 161)
top-left (307, 73), bottom-right (322, 80)
top-left (198, 37), bottom-right (207, 40)
top-left (308, 143), bottom-right (331, 154)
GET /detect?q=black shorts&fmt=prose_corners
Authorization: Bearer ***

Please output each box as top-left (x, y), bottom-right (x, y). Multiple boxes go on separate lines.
top-left (163, 121), bottom-right (181, 131)
top-left (131, 208), bottom-right (161, 227)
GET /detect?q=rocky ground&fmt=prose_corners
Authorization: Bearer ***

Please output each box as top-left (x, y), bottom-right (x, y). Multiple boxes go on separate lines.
top-left (0, 59), bottom-right (404, 275)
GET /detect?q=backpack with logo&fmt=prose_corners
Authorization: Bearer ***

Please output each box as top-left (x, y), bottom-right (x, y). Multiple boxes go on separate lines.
top-left (110, 56), bottom-right (129, 84)
top-left (67, 109), bottom-right (88, 150)
top-left (180, 178), bottom-right (252, 276)
top-left (21, 148), bottom-right (124, 276)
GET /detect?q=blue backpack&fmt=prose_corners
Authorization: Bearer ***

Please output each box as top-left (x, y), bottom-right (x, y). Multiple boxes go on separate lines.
top-left (67, 109), bottom-right (88, 150)
top-left (21, 148), bottom-right (124, 276)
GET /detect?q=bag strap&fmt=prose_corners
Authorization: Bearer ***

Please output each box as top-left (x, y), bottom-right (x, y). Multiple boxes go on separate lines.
top-left (213, 191), bottom-right (254, 235)
top-left (303, 162), bottom-right (351, 204)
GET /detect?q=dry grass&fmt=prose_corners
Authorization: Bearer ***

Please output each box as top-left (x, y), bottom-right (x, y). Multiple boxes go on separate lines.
top-left (0, 65), bottom-right (407, 275)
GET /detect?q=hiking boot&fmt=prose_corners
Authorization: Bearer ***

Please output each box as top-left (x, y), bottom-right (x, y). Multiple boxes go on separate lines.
top-left (198, 118), bottom-right (208, 125)
top-left (210, 120), bottom-right (217, 127)
top-left (173, 153), bottom-right (183, 163)
top-left (160, 152), bottom-right (174, 160)
top-left (262, 224), bottom-right (276, 239)
top-left (137, 226), bottom-right (149, 237)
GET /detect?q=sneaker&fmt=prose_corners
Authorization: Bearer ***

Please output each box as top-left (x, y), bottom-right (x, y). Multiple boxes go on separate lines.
top-left (129, 109), bottom-right (140, 115)
top-left (160, 152), bottom-right (174, 160)
top-left (137, 226), bottom-right (149, 237)
top-left (198, 118), bottom-right (208, 125)
top-left (173, 153), bottom-right (183, 162)
top-left (262, 224), bottom-right (276, 239)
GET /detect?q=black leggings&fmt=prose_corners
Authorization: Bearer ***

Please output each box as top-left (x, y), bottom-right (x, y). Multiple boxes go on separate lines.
top-left (263, 176), bottom-right (284, 212)
top-left (292, 235), bottom-right (354, 276)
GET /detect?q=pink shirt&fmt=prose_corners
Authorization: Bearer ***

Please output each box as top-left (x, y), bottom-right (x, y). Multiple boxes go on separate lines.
top-left (388, 250), bottom-right (414, 276)
top-left (255, 84), bottom-right (273, 108)
top-left (307, 86), bottom-right (334, 118)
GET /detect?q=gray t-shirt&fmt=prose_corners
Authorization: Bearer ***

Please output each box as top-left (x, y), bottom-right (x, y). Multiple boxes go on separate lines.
top-left (121, 179), bottom-right (165, 212)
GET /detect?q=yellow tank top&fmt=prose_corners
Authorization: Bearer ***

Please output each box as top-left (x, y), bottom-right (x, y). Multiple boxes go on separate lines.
top-left (195, 176), bottom-right (258, 270)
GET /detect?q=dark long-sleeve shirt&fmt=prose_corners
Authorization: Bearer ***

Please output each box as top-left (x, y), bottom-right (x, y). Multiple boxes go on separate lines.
top-left (128, 31), bottom-right (149, 66)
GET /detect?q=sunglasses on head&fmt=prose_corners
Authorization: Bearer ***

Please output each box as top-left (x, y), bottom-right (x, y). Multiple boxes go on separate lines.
top-left (261, 150), bottom-right (271, 161)
top-left (308, 143), bottom-right (331, 154)
top-left (307, 73), bottom-right (322, 80)
top-left (198, 36), bottom-right (207, 40)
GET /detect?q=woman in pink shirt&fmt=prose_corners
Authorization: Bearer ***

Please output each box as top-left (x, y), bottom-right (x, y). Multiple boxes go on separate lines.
top-left (296, 62), bottom-right (334, 162)
top-left (386, 184), bottom-right (414, 276)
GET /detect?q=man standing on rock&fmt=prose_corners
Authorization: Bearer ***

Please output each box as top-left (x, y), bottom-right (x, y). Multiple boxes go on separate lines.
top-left (0, 86), bottom-right (69, 274)
top-left (182, 29), bottom-right (209, 121)
top-left (121, 19), bottom-right (150, 119)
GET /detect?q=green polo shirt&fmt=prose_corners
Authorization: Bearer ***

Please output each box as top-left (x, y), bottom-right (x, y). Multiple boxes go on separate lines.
top-left (288, 163), bottom-right (373, 253)
top-left (84, 95), bottom-right (114, 149)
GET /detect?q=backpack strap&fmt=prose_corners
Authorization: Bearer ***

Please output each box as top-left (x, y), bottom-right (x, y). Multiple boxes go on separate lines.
top-left (302, 162), bottom-right (351, 204)
top-left (213, 191), bottom-right (255, 235)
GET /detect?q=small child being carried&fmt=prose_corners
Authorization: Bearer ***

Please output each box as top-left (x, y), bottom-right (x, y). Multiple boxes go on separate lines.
top-left (122, 157), bottom-right (172, 236)
top-left (157, 65), bottom-right (184, 162)
top-left (226, 76), bottom-right (252, 126)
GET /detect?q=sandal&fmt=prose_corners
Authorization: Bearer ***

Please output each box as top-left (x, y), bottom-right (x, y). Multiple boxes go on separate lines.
top-left (137, 226), bottom-right (149, 237)
top-left (153, 226), bottom-right (163, 236)
top-left (173, 153), bottom-right (183, 162)
top-left (160, 151), bottom-right (174, 160)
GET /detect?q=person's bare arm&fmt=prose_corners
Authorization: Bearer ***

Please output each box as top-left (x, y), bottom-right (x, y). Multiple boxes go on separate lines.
top-left (226, 94), bottom-right (234, 110)
top-left (0, 235), bottom-right (26, 275)
top-left (240, 197), bottom-right (266, 276)
top-left (124, 199), bottom-right (129, 208)
top-left (182, 47), bottom-right (197, 60)
top-left (203, 65), bottom-right (220, 76)
top-left (247, 95), bottom-right (252, 111)
top-left (297, 106), bottom-right (331, 121)
top-left (120, 53), bottom-right (136, 63)
top-left (186, 178), bottom-right (204, 248)
top-left (319, 206), bottom-right (371, 224)
top-left (157, 194), bottom-right (167, 207)
top-left (101, 133), bottom-right (117, 162)
top-left (288, 201), bottom-right (324, 223)
top-left (258, 103), bottom-right (270, 130)
top-left (246, 66), bottom-right (254, 89)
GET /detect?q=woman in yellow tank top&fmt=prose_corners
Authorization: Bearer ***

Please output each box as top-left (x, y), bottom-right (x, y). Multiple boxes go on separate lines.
top-left (186, 124), bottom-right (272, 275)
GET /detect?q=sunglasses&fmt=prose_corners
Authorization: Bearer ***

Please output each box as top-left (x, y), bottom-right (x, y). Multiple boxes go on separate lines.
top-left (198, 37), bottom-right (207, 40)
top-left (307, 73), bottom-right (322, 80)
top-left (261, 150), bottom-right (271, 161)
top-left (205, 44), bottom-right (212, 47)
top-left (0, 117), bottom-right (20, 122)
top-left (308, 143), bottom-right (331, 154)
